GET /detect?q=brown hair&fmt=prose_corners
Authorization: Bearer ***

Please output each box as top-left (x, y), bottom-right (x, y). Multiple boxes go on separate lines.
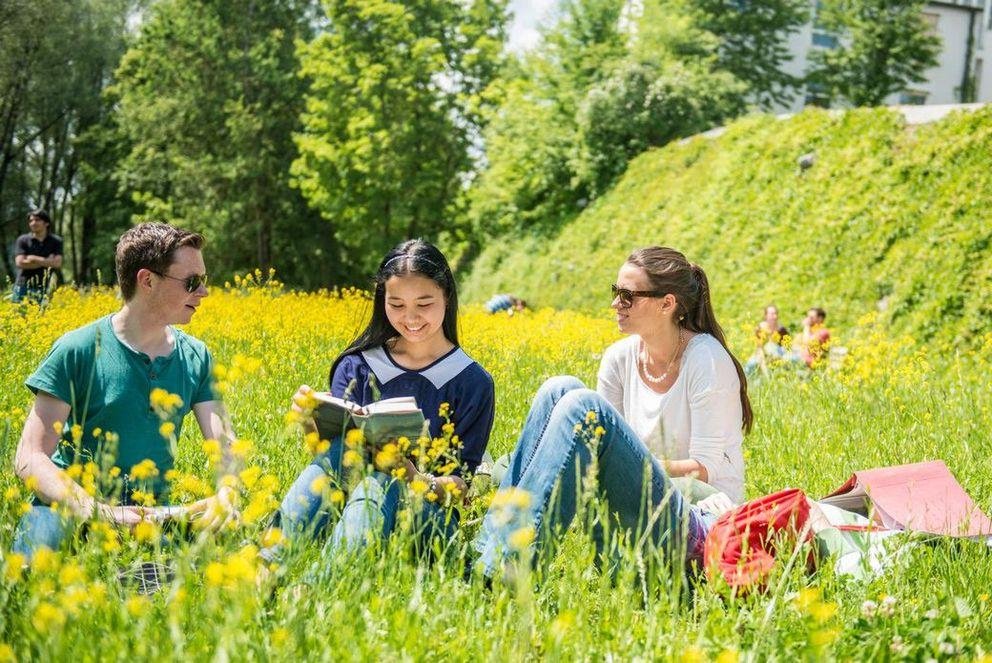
top-left (115, 223), bottom-right (204, 301)
top-left (627, 246), bottom-right (753, 433)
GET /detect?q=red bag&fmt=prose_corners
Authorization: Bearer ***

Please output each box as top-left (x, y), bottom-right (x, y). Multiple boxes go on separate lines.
top-left (704, 488), bottom-right (813, 591)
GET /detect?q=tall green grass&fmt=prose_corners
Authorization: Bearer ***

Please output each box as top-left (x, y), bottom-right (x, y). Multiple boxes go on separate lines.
top-left (0, 286), bottom-right (990, 660)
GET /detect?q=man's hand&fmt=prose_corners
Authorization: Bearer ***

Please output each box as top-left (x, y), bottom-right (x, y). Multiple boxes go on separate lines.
top-left (189, 485), bottom-right (240, 532)
top-left (96, 503), bottom-right (146, 527)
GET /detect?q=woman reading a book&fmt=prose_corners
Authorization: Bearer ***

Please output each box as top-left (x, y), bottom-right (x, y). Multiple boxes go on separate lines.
top-left (265, 239), bottom-right (495, 562)
top-left (471, 247), bottom-right (750, 579)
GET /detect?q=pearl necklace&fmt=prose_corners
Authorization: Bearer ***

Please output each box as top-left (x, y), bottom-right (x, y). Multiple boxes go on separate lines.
top-left (639, 327), bottom-right (686, 385)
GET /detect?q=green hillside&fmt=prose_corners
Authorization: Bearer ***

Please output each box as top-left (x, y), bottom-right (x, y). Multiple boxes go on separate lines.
top-left (461, 106), bottom-right (992, 346)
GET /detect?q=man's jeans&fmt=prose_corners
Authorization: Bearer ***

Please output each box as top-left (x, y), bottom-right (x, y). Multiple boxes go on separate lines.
top-left (472, 376), bottom-right (709, 577)
top-left (12, 506), bottom-right (71, 560)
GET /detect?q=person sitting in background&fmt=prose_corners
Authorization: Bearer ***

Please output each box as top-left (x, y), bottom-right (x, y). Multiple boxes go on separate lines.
top-left (12, 209), bottom-right (63, 303)
top-left (744, 304), bottom-right (790, 375)
top-left (795, 307), bottom-right (830, 368)
top-left (484, 293), bottom-right (526, 315)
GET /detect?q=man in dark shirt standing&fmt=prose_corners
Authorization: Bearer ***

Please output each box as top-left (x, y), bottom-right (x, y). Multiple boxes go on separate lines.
top-left (13, 208), bottom-right (63, 303)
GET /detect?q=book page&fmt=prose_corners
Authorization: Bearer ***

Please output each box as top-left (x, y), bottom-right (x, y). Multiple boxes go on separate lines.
top-left (365, 397), bottom-right (419, 415)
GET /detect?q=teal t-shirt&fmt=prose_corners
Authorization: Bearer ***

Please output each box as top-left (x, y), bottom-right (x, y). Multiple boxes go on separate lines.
top-left (26, 314), bottom-right (216, 500)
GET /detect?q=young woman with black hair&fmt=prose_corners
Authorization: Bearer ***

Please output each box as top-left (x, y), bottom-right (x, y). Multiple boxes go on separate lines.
top-left (472, 246), bottom-right (751, 579)
top-left (266, 239), bottom-right (495, 559)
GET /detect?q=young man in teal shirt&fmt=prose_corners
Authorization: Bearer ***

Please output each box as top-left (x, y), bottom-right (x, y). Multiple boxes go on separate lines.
top-left (13, 222), bottom-right (238, 559)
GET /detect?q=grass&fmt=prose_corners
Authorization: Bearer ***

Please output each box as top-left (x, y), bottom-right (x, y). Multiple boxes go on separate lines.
top-left (460, 105), bottom-right (992, 350)
top-left (0, 279), bottom-right (990, 661)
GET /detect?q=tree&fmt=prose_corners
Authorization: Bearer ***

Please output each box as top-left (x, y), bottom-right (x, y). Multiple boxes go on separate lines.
top-left (466, 0), bottom-right (746, 239)
top-left (112, 0), bottom-right (335, 287)
top-left (0, 0), bottom-right (135, 283)
top-left (291, 0), bottom-right (507, 275)
top-left (678, 0), bottom-right (810, 109)
top-left (807, 0), bottom-right (942, 107)
top-left (575, 59), bottom-right (743, 195)
top-left (465, 0), bottom-right (626, 238)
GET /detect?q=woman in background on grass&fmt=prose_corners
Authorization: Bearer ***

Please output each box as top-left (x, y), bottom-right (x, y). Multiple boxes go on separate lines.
top-left (264, 239), bottom-right (495, 563)
top-left (472, 246), bottom-right (750, 578)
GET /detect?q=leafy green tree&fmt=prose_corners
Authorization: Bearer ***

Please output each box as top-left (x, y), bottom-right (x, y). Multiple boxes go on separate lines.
top-left (575, 59), bottom-right (743, 195)
top-left (0, 0), bottom-right (136, 283)
top-left (291, 0), bottom-right (506, 275)
top-left (465, 0), bottom-right (625, 239)
top-left (807, 0), bottom-right (941, 107)
top-left (678, 0), bottom-right (810, 109)
top-left (112, 0), bottom-right (335, 286)
top-left (467, 0), bottom-right (746, 238)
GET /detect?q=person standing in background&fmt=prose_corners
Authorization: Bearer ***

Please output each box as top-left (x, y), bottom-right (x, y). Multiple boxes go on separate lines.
top-left (12, 209), bottom-right (63, 303)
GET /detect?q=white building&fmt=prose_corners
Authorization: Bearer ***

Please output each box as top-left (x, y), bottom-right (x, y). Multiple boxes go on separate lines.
top-left (778, 0), bottom-right (992, 111)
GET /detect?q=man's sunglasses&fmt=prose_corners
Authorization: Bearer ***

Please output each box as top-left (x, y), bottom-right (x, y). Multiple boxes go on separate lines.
top-left (611, 284), bottom-right (665, 309)
top-left (152, 270), bottom-right (209, 293)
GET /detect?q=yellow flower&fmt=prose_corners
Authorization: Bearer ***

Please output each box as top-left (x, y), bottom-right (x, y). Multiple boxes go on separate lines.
top-left (203, 438), bottom-right (223, 465)
top-left (31, 602), bottom-right (65, 633)
top-left (410, 478), bottom-right (429, 496)
top-left (343, 449), bottom-right (363, 468)
top-left (345, 428), bottom-right (365, 449)
top-left (31, 547), bottom-right (57, 573)
top-left (261, 527), bottom-right (284, 548)
top-left (714, 650), bottom-right (739, 663)
top-left (374, 443), bottom-right (399, 469)
top-left (230, 438), bottom-right (254, 458)
top-left (491, 487), bottom-right (532, 509)
top-left (133, 520), bottom-right (159, 544)
top-left (678, 646), bottom-right (705, 663)
top-left (4, 554), bottom-right (26, 584)
top-left (239, 466), bottom-right (262, 490)
top-left (58, 562), bottom-right (86, 586)
top-left (0, 643), bottom-right (15, 663)
top-left (125, 595), bottom-right (150, 618)
top-left (130, 459), bottom-right (159, 481)
top-left (309, 475), bottom-right (329, 495)
top-left (4, 486), bottom-right (19, 501)
top-left (205, 562), bottom-right (226, 587)
top-left (271, 627), bottom-right (291, 647)
top-left (330, 489), bottom-right (345, 505)
top-left (159, 421), bottom-right (176, 438)
top-left (508, 525), bottom-right (535, 551)
top-left (23, 476), bottom-right (39, 493)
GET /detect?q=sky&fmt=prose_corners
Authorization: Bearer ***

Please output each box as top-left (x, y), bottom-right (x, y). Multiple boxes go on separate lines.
top-left (507, 0), bottom-right (556, 52)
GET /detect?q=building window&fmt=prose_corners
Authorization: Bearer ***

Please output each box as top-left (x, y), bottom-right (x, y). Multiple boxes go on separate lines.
top-left (812, 31), bottom-right (838, 48)
top-left (899, 90), bottom-right (928, 105)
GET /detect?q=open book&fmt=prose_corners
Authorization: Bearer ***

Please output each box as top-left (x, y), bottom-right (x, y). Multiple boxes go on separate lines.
top-left (820, 460), bottom-right (992, 538)
top-left (312, 393), bottom-right (427, 446)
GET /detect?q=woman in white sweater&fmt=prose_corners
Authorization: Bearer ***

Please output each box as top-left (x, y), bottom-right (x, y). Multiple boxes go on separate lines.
top-left (472, 247), bottom-right (751, 578)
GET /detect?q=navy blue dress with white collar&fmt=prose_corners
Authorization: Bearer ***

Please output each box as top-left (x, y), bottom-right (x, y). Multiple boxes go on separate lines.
top-left (330, 345), bottom-right (495, 475)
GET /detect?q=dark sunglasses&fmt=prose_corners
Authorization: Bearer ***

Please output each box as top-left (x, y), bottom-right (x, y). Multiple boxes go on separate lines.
top-left (152, 270), bottom-right (209, 293)
top-left (611, 283), bottom-right (665, 309)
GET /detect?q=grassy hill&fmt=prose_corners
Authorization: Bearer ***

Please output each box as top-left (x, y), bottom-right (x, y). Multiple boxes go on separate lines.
top-left (461, 106), bottom-right (992, 346)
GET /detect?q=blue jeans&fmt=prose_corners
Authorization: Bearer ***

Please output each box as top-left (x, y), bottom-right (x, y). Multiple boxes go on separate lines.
top-left (472, 376), bottom-right (709, 577)
top-left (264, 437), bottom-right (458, 562)
top-left (12, 506), bottom-right (72, 560)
